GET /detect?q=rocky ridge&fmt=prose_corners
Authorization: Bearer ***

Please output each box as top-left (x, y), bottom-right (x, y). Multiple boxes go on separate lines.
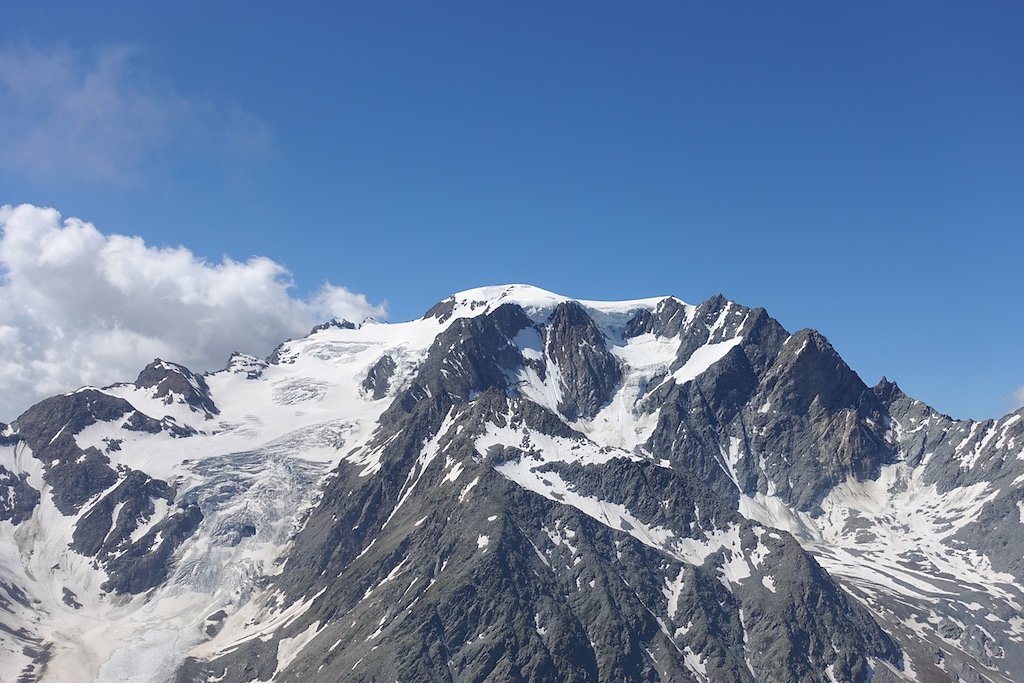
top-left (0, 284), bottom-right (1020, 683)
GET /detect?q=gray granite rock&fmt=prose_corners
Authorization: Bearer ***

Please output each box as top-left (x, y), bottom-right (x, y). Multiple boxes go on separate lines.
top-left (545, 301), bottom-right (621, 421)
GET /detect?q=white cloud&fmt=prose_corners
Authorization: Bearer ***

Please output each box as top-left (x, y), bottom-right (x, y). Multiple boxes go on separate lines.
top-left (0, 44), bottom-right (269, 182)
top-left (0, 204), bottom-right (386, 421)
top-left (1012, 385), bottom-right (1024, 411)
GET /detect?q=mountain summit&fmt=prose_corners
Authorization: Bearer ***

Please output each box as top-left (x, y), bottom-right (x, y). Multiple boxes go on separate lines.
top-left (1, 284), bottom-right (1021, 682)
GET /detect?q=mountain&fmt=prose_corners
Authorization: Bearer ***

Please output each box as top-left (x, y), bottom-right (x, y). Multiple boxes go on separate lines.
top-left (0, 284), bottom-right (1021, 683)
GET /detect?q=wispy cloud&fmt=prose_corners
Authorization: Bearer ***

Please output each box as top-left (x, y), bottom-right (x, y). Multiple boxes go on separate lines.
top-left (1012, 385), bottom-right (1024, 411)
top-left (0, 44), bottom-right (269, 182)
top-left (0, 204), bottom-right (385, 421)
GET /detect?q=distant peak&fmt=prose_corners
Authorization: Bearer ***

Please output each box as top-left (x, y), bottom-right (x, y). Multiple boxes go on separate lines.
top-left (424, 283), bottom-right (681, 324)
top-left (453, 283), bottom-right (560, 301)
top-left (141, 358), bottom-right (193, 377)
top-left (135, 358), bottom-right (218, 417)
top-left (309, 319), bottom-right (358, 335)
top-left (876, 375), bottom-right (897, 390)
top-left (786, 328), bottom-right (833, 351)
top-left (873, 376), bottom-right (905, 403)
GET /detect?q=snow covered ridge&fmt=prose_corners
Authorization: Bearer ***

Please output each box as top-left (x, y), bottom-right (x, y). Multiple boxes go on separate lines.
top-left (0, 283), bottom-right (1022, 682)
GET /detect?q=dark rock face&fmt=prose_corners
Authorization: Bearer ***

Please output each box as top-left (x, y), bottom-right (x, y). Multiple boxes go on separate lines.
top-left (423, 295), bottom-right (458, 322)
top-left (361, 355), bottom-right (397, 400)
top-left (41, 452), bottom-right (202, 595)
top-left (100, 501), bottom-right (202, 594)
top-left (644, 314), bottom-right (895, 513)
top-left (14, 390), bottom-right (135, 447)
top-left (43, 448), bottom-right (118, 516)
top-left (953, 487), bottom-right (1024, 579)
top-left (879, 380), bottom-right (1024, 584)
top-left (265, 340), bottom-right (292, 365)
top-left (179, 297), bottom-right (903, 683)
top-left (624, 297), bottom-right (691, 339)
top-left (0, 580), bottom-right (31, 614)
top-left (122, 411), bottom-right (163, 434)
top-left (70, 470), bottom-right (173, 558)
top-left (743, 330), bottom-right (896, 510)
top-left (10, 388), bottom-right (202, 594)
top-left (0, 422), bottom-right (17, 447)
top-left (730, 531), bottom-right (903, 682)
top-left (385, 302), bottom-right (533, 418)
top-left (10, 288), bottom-right (1021, 682)
top-left (122, 411), bottom-right (196, 438)
top-left (0, 465), bottom-right (38, 525)
top-left (309, 319), bottom-right (356, 335)
top-left (61, 587), bottom-right (82, 609)
top-left (135, 359), bottom-right (219, 417)
top-left (761, 329), bottom-right (871, 415)
top-left (13, 390), bottom-right (134, 515)
top-left (672, 295), bottom-right (745, 369)
top-left (226, 352), bottom-right (268, 379)
top-left (545, 302), bottom-right (621, 421)
top-left (185, 393), bottom-right (900, 682)
top-left (877, 382), bottom-right (1024, 495)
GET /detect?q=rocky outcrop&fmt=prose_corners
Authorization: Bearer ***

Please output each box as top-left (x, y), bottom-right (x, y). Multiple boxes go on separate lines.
top-left (180, 296), bottom-right (905, 683)
top-left (5, 286), bottom-right (1019, 682)
top-left (361, 355), bottom-right (396, 400)
top-left (9, 388), bottom-right (202, 594)
top-left (135, 359), bottom-right (219, 417)
top-left (546, 301), bottom-right (621, 421)
top-left (0, 465), bottom-right (38, 525)
top-left (309, 319), bottom-right (356, 335)
top-left (13, 390), bottom-right (133, 514)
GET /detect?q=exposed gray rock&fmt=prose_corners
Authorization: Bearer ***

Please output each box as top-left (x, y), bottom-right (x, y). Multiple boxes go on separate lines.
top-left (14, 390), bottom-right (134, 446)
top-left (135, 359), bottom-right (219, 417)
top-left (8, 388), bottom-right (203, 595)
top-left (951, 486), bottom-right (1024, 581)
top-left (423, 294), bottom-right (458, 322)
top-left (60, 588), bottom-right (81, 610)
top-left (226, 352), bottom-right (268, 379)
top-left (121, 411), bottom-right (196, 438)
top-left (672, 295), bottom-right (743, 369)
top-left (99, 501), bottom-right (203, 594)
top-left (645, 322), bottom-right (896, 513)
top-left (623, 297), bottom-right (690, 339)
top-left (742, 329), bottom-right (896, 510)
top-left (545, 301), bottom-right (621, 421)
top-left (265, 340), bottom-right (292, 365)
top-left (0, 466), bottom-right (38, 525)
top-left (0, 422), bottom-right (17, 447)
top-left (384, 302), bottom-right (532, 418)
top-left (70, 469), bottom-right (173, 558)
top-left (0, 580), bottom-right (31, 612)
top-left (8, 286), bottom-right (1023, 682)
top-left (361, 354), bottom-right (396, 400)
top-left (180, 299), bottom-right (904, 682)
top-left (12, 390), bottom-right (133, 515)
top-left (56, 461), bottom-right (204, 595)
top-left (309, 319), bottom-right (356, 335)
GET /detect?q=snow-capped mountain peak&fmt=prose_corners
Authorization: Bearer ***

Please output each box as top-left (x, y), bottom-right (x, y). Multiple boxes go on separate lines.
top-left (1, 285), bottom-right (1020, 682)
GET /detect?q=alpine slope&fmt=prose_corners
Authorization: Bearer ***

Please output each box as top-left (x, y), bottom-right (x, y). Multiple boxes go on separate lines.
top-left (0, 284), bottom-right (1021, 683)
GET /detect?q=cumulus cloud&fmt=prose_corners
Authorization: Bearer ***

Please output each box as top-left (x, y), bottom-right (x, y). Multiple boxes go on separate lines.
top-left (0, 204), bottom-right (386, 420)
top-left (0, 44), bottom-right (269, 181)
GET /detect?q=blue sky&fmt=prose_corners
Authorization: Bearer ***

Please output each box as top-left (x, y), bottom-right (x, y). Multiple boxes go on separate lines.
top-left (0, 2), bottom-right (1021, 420)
